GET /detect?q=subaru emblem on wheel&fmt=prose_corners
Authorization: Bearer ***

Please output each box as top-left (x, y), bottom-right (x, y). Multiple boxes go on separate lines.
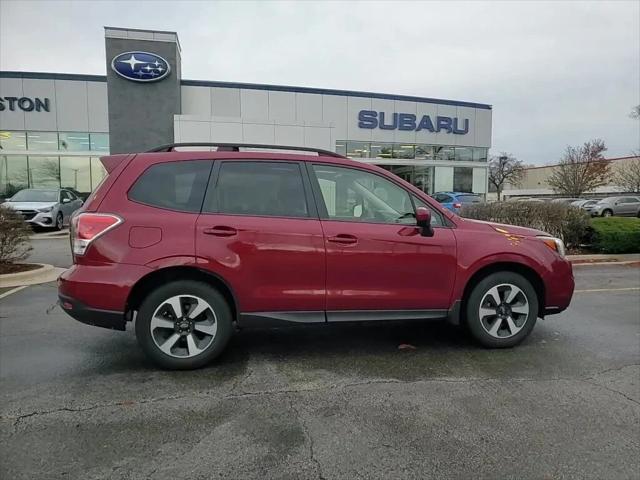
top-left (110, 51), bottom-right (171, 83)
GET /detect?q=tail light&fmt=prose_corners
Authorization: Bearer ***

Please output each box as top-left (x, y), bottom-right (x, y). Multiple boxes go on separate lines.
top-left (71, 213), bottom-right (122, 255)
top-left (453, 203), bottom-right (462, 209)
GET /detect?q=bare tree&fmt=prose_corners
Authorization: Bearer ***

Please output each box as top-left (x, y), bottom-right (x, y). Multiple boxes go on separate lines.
top-left (548, 139), bottom-right (611, 197)
top-left (613, 155), bottom-right (640, 193)
top-left (630, 105), bottom-right (640, 119)
top-left (488, 152), bottom-right (524, 201)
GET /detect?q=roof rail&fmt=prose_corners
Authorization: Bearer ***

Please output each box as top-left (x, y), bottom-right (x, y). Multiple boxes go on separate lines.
top-left (146, 142), bottom-right (345, 158)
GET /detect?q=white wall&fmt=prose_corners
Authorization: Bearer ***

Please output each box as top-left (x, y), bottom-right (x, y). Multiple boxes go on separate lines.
top-left (179, 85), bottom-right (492, 149)
top-left (174, 115), bottom-right (335, 151)
top-left (1, 77), bottom-right (109, 132)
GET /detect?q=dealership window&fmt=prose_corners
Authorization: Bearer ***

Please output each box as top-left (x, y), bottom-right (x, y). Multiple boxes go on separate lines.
top-left (453, 167), bottom-right (473, 193)
top-left (26, 132), bottom-right (58, 151)
top-left (90, 157), bottom-right (108, 189)
top-left (335, 142), bottom-right (347, 156)
top-left (392, 144), bottom-right (415, 159)
top-left (434, 146), bottom-right (454, 161)
top-left (312, 164), bottom-right (415, 224)
top-left (473, 148), bottom-right (488, 162)
top-left (346, 141), bottom-right (369, 158)
top-left (370, 143), bottom-right (393, 159)
top-left (211, 161), bottom-right (309, 218)
top-left (28, 156), bottom-right (61, 188)
top-left (90, 133), bottom-right (110, 152)
top-left (454, 147), bottom-right (473, 162)
top-left (59, 132), bottom-right (90, 152)
top-left (0, 131), bottom-right (27, 150)
top-left (415, 145), bottom-right (435, 160)
top-left (60, 156), bottom-right (91, 194)
top-left (129, 160), bottom-right (212, 212)
top-left (0, 155), bottom-right (28, 196)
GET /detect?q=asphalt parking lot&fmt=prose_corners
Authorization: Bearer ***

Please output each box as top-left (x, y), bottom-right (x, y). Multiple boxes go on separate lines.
top-left (1, 239), bottom-right (639, 479)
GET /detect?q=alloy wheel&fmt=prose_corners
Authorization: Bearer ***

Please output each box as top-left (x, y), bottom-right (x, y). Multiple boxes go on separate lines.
top-left (150, 295), bottom-right (218, 358)
top-left (478, 284), bottom-right (530, 339)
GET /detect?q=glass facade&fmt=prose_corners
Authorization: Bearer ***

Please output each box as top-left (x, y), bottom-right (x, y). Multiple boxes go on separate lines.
top-left (341, 141), bottom-right (488, 162)
top-left (0, 130), bottom-right (109, 197)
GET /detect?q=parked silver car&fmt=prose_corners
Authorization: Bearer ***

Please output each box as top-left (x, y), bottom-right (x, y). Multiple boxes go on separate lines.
top-left (2, 188), bottom-right (83, 229)
top-left (570, 199), bottom-right (599, 214)
top-left (590, 196), bottom-right (640, 217)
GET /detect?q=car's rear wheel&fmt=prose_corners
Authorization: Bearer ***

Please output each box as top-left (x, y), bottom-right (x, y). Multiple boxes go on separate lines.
top-left (602, 209), bottom-right (613, 217)
top-left (465, 272), bottom-right (538, 348)
top-left (135, 280), bottom-right (233, 369)
top-left (55, 212), bottom-right (63, 230)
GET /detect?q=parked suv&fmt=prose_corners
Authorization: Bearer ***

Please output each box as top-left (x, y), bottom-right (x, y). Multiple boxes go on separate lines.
top-left (58, 143), bottom-right (574, 369)
top-left (590, 196), bottom-right (640, 217)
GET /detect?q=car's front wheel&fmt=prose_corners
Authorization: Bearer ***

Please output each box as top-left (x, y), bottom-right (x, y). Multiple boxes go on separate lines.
top-left (465, 272), bottom-right (538, 348)
top-left (54, 212), bottom-right (64, 230)
top-left (602, 209), bottom-right (613, 217)
top-left (135, 280), bottom-right (233, 369)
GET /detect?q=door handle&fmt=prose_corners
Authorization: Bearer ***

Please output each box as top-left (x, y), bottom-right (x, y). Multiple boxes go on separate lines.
top-left (203, 226), bottom-right (237, 237)
top-left (327, 234), bottom-right (358, 245)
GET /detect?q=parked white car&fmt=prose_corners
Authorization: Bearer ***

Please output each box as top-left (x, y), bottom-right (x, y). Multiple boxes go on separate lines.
top-left (2, 188), bottom-right (83, 230)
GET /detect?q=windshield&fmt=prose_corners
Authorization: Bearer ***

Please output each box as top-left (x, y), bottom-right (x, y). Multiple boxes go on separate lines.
top-left (596, 198), bottom-right (611, 204)
top-left (9, 189), bottom-right (58, 202)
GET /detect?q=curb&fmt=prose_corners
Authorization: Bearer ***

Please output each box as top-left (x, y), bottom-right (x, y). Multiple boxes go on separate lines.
top-left (29, 230), bottom-right (70, 241)
top-left (0, 263), bottom-right (66, 288)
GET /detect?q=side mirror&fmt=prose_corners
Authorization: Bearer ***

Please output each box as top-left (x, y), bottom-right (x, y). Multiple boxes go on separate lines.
top-left (415, 207), bottom-right (434, 237)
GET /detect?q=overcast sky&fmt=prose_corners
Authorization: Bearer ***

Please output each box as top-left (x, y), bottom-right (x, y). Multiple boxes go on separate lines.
top-left (1, 0), bottom-right (638, 165)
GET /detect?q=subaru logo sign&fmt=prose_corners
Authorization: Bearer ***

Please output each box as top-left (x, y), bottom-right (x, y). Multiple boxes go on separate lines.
top-left (111, 51), bottom-right (171, 83)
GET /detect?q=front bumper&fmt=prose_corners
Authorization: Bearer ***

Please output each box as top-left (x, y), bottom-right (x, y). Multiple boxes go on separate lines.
top-left (542, 259), bottom-right (575, 316)
top-left (58, 293), bottom-right (126, 331)
top-left (25, 211), bottom-right (56, 227)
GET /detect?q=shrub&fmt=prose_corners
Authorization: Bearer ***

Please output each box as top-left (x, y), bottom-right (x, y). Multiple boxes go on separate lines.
top-left (590, 217), bottom-right (640, 254)
top-left (460, 201), bottom-right (590, 246)
top-left (0, 205), bottom-right (32, 265)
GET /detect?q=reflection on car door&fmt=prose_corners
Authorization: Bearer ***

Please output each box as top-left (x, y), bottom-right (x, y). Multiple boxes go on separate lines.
top-left (196, 161), bottom-right (326, 321)
top-left (309, 163), bottom-right (457, 319)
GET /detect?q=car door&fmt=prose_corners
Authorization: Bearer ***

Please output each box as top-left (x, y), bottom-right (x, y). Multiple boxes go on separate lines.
top-left (619, 197), bottom-right (640, 216)
top-left (196, 160), bottom-right (326, 321)
top-left (308, 163), bottom-right (457, 319)
top-left (59, 190), bottom-right (73, 222)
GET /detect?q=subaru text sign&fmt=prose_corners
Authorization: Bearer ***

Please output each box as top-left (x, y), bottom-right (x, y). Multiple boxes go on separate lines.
top-left (358, 110), bottom-right (469, 134)
top-left (111, 51), bottom-right (171, 83)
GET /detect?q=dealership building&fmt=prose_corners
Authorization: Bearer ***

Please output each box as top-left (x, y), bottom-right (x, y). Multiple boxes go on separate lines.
top-left (0, 27), bottom-right (492, 198)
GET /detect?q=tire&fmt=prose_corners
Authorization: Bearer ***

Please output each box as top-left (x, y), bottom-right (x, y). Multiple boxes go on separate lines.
top-left (135, 280), bottom-right (233, 370)
top-left (54, 212), bottom-right (64, 230)
top-left (465, 272), bottom-right (538, 348)
top-left (602, 209), bottom-right (613, 217)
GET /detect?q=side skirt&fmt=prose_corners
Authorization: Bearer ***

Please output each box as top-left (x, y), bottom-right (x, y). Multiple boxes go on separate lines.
top-left (238, 309), bottom-right (450, 328)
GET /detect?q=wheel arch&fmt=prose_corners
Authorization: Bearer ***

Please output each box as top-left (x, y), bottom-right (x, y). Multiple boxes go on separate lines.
top-left (126, 266), bottom-right (238, 322)
top-left (461, 262), bottom-right (545, 318)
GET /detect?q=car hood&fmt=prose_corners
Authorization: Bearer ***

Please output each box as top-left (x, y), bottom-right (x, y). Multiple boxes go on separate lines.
top-left (2, 201), bottom-right (57, 210)
top-left (460, 218), bottom-right (549, 237)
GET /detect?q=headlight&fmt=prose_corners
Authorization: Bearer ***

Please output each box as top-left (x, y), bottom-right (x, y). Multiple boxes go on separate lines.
top-left (37, 206), bottom-right (53, 213)
top-left (538, 236), bottom-right (566, 257)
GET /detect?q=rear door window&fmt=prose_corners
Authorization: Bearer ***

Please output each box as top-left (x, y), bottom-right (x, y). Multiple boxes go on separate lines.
top-left (206, 161), bottom-right (309, 218)
top-left (128, 160), bottom-right (213, 212)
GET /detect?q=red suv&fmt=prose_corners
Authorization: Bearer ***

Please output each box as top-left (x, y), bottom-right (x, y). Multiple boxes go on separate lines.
top-left (58, 143), bottom-right (574, 369)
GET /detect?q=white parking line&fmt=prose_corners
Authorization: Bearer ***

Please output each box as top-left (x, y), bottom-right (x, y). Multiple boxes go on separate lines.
top-left (574, 287), bottom-right (640, 293)
top-left (0, 285), bottom-right (28, 299)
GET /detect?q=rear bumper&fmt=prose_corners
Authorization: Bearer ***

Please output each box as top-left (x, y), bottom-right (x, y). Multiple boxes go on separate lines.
top-left (58, 293), bottom-right (126, 331)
